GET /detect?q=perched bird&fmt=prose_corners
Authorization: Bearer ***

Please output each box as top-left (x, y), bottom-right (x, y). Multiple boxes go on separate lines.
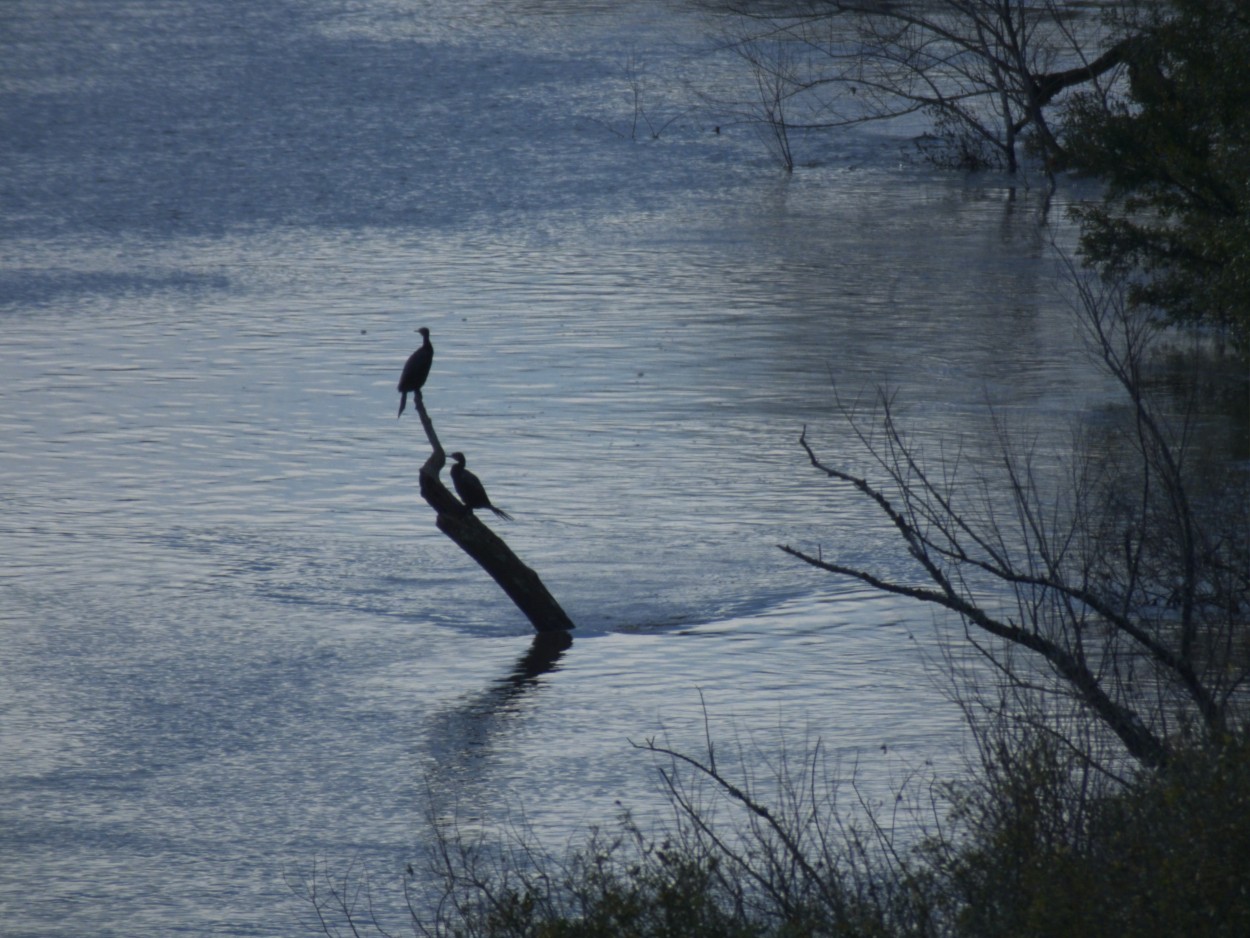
top-left (449, 452), bottom-right (513, 521)
top-left (397, 327), bottom-right (433, 417)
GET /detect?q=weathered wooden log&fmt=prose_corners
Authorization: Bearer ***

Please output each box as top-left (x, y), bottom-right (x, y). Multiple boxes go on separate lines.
top-left (411, 391), bottom-right (575, 633)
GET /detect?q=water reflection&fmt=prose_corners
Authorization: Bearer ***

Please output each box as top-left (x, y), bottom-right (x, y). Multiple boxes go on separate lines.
top-left (417, 631), bottom-right (571, 820)
top-left (503, 630), bottom-right (574, 688)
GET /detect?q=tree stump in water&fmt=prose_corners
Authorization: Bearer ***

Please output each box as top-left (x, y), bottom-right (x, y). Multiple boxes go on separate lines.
top-left (410, 392), bottom-right (575, 634)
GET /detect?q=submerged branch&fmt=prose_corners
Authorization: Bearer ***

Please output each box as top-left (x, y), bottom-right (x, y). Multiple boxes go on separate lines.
top-left (412, 391), bottom-right (574, 634)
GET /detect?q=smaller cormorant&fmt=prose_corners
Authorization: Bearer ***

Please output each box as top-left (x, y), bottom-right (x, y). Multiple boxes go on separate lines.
top-left (397, 327), bottom-right (433, 417)
top-left (450, 452), bottom-right (513, 521)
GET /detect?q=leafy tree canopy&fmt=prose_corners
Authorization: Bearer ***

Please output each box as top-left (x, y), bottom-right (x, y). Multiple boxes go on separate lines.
top-left (1065, 0), bottom-right (1250, 351)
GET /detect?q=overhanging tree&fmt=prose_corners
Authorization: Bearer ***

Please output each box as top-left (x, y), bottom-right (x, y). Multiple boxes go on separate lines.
top-left (1065, 0), bottom-right (1250, 349)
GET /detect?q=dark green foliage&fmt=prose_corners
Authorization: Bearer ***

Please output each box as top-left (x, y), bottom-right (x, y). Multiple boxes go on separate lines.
top-left (476, 844), bottom-right (760, 938)
top-left (1066, 0), bottom-right (1250, 349)
top-left (417, 809), bottom-right (916, 938)
top-left (412, 735), bottom-right (1250, 938)
top-left (931, 735), bottom-right (1250, 938)
top-left (1091, 741), bottom-right (1250, 937)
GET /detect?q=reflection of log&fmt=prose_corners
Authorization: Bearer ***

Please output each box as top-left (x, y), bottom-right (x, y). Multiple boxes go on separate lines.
top-left (506, 630), bottom-right (573, 686)
top-left (412, 392), bottom-right (575, 633)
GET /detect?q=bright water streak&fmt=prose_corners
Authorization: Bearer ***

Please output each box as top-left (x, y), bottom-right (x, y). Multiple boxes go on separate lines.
top-left (1, 0), bottom-right (1121, 934)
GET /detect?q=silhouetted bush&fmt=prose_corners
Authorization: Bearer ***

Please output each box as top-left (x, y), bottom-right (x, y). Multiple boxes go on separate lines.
top-left (926, 733), bottom-right (1250, 938)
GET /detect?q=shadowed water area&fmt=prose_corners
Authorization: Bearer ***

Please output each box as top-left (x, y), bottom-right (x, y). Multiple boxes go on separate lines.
top-left (1, 1), bottom-right (1128, 934)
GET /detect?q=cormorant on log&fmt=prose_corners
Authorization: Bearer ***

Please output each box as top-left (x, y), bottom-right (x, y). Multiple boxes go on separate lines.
top-left (397, 327), bottom-right (433, 417)
top-left (450, 452), bottom-right (513, 521)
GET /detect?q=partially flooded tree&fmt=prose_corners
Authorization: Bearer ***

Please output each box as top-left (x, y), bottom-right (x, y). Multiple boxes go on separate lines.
top-left (782, 270), bottom-right (1249, 774)
top-left (735, 33), bottom-right (803, 171)
top-left (706, 0), bottom-right (1132, 172)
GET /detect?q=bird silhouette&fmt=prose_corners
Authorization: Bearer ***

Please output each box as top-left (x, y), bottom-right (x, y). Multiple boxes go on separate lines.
top-left (450, 452), bottom-right (513, 521)
top-left (397, 327), bottom-right (433, 417)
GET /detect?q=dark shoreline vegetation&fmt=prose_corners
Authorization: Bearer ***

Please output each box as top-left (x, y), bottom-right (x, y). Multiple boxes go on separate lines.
top-left (309, 737), bottom-right (1250, 936)
top-left (301, 2), bottom-right (1248, 934)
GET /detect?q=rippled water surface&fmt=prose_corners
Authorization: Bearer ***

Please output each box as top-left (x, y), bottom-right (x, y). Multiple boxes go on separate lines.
top-left (2, 1), bottom-right (1123, 934)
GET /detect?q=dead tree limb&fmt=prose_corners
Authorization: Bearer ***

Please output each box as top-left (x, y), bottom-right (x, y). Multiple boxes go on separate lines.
top-left (411, 391), bottom-right (575, 634)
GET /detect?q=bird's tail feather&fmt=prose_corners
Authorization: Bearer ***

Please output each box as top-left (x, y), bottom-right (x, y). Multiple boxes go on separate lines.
top-left (490, 506), bottom-right (514, 521)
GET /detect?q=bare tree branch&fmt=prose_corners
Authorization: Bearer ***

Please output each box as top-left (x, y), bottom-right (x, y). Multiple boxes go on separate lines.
top-left (778, 274), bottom-right (1246, 770)
top-left (705, 0), bottom-right (1132, 172)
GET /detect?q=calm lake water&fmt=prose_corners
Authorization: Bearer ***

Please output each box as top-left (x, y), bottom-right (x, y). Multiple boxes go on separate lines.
top-left (2, 1), bottom-right (1127, 934)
